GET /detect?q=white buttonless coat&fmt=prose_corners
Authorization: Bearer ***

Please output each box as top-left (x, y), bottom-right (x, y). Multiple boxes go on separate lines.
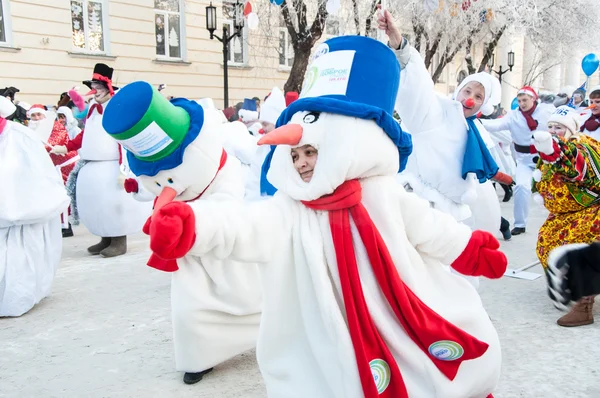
top-left (186, 113), bottom-right (501, 397)
top-left (138, 109), bottom-right (262, 372)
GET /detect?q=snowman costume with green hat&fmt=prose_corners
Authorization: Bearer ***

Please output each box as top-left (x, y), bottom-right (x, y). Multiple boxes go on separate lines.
top-left (51, 63), bottom-right (151, 257)
top-left (145, 36), bottom-right (505, 397)
top-left (103, 81), bottom-right (262, 385)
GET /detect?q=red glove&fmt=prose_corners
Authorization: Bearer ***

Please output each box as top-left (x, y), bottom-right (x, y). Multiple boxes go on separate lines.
top-left (124, 178), bottom-right (139, 193)
top-left (142, 202), bottom-right (196, 272)
top-left (451, 230), bottom-right (507, 279)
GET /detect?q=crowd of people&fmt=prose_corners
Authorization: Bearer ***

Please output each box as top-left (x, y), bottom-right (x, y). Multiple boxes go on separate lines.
top-left (2, 8), bottom-right (600, 397)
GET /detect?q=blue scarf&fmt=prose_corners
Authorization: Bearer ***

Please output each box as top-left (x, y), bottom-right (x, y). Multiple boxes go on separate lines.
top-left (260, 145), bottom-right (278, 196)
top-left (462, 116), bottom-right (499, 183)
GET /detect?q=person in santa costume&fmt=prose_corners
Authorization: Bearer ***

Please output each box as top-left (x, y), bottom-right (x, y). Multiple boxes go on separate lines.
top-left (102, 81), bottom-right (262, 385)
top-left (480, 85), bottom-right (553, 236)
top-left (0, 96), bottom-right (70, 317)
top-left (149, 36), bottom-right (506, 398)
top-left (50, 63), bottom-right (151, 257)
top-left (27, 104), bottom-right (79, 237)
top-left (580, 85), bottom-right (600, 140)
top-left (531, 106), bottom-right (600, 327)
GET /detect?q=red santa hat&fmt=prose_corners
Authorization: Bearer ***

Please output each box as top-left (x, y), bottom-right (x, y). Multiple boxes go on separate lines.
top-left (27, 104), bottom-right (47, 118)
top-left (517, 86), bottom-right (538, 100)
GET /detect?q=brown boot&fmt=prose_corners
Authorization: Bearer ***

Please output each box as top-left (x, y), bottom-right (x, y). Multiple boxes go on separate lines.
top-left (100, 236), bottom-right (127, 258)
top-left (557, 296), bottom-right (595, 327)
top-left (88, 237), bottom-right (112, 255)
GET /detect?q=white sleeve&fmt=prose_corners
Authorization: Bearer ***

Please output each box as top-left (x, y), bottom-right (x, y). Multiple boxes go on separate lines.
top-left (187, 195), bottom-right (291, 263)
top-left (481, 116), bottom-right (511, 133)
top-left (132, 182), bottom-right (156, 202)
top-left (398, 188), bottom-right (472, 264)
top-left (393, 43), bottom-right (445, 134)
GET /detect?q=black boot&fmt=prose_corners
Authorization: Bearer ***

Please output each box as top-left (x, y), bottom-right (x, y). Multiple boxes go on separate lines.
top-left (62, 223), bottom-right (74, 238)
top-left (501, 183), bottom-right (513, 202)
top-left (500, 217), bottom-right (511, 241)
top-left (511, 227), bottom-right (526, 235)
top-left (88, 237), bottom-right (112, 255)
top-left (183, 368), bottom-right (213, 385)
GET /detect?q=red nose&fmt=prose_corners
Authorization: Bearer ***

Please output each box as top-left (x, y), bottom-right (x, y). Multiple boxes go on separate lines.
top-left (465, 98), bottom-right (475, 108)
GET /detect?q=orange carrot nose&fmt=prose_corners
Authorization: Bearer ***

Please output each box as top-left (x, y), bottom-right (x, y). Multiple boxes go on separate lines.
top-left (152, 187), bottom-right (177, 220)
top-left (257, 124), bottom-right (303, 146)
top-left (85, 89), bottom-right (97, 96)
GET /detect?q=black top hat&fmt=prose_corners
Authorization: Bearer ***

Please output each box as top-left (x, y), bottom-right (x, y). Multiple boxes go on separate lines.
top-left (83, 63), bottom-right (118, 90)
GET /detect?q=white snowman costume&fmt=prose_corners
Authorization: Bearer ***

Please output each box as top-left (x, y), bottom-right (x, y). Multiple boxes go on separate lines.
top-left (103, 82), bottom-right (261, 376)
top-left (392, 40), bottom-right (501, 234)
top-left (165, 37), bottom-right (504, 398)
top-left (0, 97), bottom-right (70, 316)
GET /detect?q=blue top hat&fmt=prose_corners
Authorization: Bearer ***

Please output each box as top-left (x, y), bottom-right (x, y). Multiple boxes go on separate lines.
top-left (242, 98), bottom-right (258, 112)
top-left (102, 81), bottom-right (205, 177)
top-left (260, 35), bottom-right (413, 195)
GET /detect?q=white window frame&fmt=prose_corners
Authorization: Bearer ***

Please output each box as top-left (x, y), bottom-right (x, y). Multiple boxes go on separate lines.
top-left (0, 0), bottom-right (13, 47)
top-left (154, 0), bottom-right (186, 60)
top-left (223, 0), bottom-right (248, 66)
top-left (278, 27), bottom-right (294, 70)
top-left (70, 0), bottom-right (111, 54)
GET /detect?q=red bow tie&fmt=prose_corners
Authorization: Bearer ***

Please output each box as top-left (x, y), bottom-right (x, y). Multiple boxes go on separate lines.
top-left (87, 103), bottom-right (103, 119)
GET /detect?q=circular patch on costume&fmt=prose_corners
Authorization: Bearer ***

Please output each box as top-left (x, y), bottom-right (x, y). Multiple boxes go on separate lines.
top-left (428, 340), bottom-right (464, 361)
top-left (369, 358), bottom-right (391, 394)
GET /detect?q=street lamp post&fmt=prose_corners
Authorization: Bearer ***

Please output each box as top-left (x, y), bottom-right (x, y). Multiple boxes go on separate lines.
top-left (489, 50), bottom-right (515, 84)
top-left (205, 1), bottom-right (244, 108)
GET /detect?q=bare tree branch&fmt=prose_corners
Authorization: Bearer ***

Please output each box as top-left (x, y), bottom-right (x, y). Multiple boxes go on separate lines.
top-left (477, 25), bottom-right (506, 72)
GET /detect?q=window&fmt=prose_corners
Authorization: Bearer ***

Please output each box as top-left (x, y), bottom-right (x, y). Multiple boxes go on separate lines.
top-left (0, 0), bottom-right (13, 46)
top-left (70, 0), bottom-right (108, 53)
top-left (223, 0), bottom-right (248, 65)
top-left (155, 0), bottom-right (184, 59)
top-left (278, 28), bottom-right (294, 68)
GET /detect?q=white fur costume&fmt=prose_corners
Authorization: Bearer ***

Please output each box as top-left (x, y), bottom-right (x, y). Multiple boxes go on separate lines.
top-left (136, 106), bottom-right (262, 373)
top-left (0, 118), bottom-right (69, 316)
top-left (184, 112), bottom-right (501, 397)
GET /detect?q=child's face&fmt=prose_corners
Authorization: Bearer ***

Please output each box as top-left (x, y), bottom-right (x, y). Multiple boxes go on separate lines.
top-left (456, 82), bottom-right (485, 118)
top-left (291, 144), bottom-right (318, 182)
top-left (590, 96), bottom-right (600, 115)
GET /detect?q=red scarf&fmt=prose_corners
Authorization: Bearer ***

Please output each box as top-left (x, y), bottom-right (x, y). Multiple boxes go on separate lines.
top-left (302, 180), bottom-right (489, 398)
top-left (144, 150), bottom-right (228, 272)
top-left (581, 114), bottom-right (600, 132)
top-left (519, 102), bottom-right (538, 131)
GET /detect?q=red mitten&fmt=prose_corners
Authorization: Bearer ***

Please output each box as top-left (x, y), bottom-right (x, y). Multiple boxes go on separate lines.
top-left (124, 178), bottom-right (139, 193)
top-left (149, 201), bottom-right (196, 261)
top-left (451, 230), bottom-right (508, 279)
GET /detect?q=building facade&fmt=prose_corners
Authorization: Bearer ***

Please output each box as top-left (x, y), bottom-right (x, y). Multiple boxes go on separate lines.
top-left (0, 0), bottom-right (292, 107)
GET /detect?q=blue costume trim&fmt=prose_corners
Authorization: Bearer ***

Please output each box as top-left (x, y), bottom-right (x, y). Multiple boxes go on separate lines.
top-left (127, 98), bottom-right (204, 177)
top-left (259, 97), bottom-right (413, 196)
top-left (462, 116), bottom-right (499, 183)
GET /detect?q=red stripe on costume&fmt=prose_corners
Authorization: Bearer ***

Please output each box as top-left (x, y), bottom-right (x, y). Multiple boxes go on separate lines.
top-left (303, 181), bottom-right (489, 398)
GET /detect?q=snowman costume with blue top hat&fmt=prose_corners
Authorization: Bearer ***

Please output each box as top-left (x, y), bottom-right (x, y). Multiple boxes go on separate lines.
top-left (154, 36), bottom-right (505, 397)
top-left (102, 82), bottom-right (262, 384)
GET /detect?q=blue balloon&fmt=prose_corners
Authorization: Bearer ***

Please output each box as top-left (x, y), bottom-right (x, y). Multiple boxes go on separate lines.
top-left (582, 53), bottom-right (600, 77)
top-left (511, 97), bottom-right (518, 110)
top-left (269, 0), bottom-right (284, 5)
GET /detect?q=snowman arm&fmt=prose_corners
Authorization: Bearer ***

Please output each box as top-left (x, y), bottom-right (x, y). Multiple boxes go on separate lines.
top-left (187, 196), bottom-right (289, 263)
top-left (480, 116), bottom-right (510, 133)
top-left (398, 188), bottom-right (471, 265)
top-left (392, 43), bottom-right (444, 134)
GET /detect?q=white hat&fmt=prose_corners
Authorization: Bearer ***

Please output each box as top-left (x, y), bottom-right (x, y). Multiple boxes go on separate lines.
top-left (454, 72), bottom-right (501, 116)
top-left (0, 96), bottom-right (16, 118)
top-left (548, 106), bottom-right (580, 135)
top-left (259, 86), bottom-right (286, 125)
top-left (57, 106), bottom-right (75, 125)
top-left (195, 98), bottom-right (216, 110)
top-left (238, 109), bottom-right (259, 123)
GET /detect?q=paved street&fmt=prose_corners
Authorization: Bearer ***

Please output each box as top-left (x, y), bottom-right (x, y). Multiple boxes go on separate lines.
top-left (1, 194), bottom-right (599, 398)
